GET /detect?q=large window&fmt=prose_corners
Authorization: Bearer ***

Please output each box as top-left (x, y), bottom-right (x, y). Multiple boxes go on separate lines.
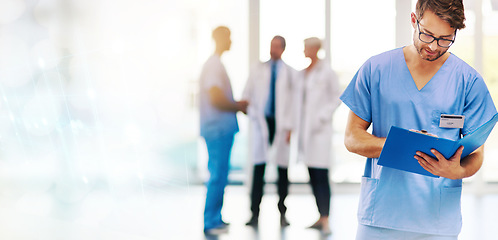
top-left (260, 0), bottom-right (325, 69)
top-left (330, 0), bottom-right (396, 183)
top-left (0, 0), bottom-right (252, 195)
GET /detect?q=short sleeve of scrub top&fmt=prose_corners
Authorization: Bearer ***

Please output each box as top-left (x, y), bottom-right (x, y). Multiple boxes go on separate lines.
top-left (460, 73), bottom-right (497, 135)
top-left (202, 56), bottom-right (225, 90)
top-left (340, 59), bottom-right (373, 124)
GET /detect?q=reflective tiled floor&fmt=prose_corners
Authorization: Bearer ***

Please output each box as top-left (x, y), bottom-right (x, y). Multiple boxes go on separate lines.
top-left (0, 182), bottom-right (497, 240)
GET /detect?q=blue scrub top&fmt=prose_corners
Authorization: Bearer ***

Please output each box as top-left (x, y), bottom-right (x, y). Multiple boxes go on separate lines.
top-left (341, 48), bottom-right (497, 235)
top-left (199, 55), bottom-right (239, 139)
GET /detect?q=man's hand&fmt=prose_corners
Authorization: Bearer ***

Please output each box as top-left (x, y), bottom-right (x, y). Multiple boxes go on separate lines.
top-left (237, 100), bottom-right (249, 114)
top-left (209, 86), bottom-right (248, 113)
top-left (344, 111), bottom-right (386, 158)
top-left (286, 131), bottom-right (291, 144)
top-left (414, 146), bottom-right (465, 179)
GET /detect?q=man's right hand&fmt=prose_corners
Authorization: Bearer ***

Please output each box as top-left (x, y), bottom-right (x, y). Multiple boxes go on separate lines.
top-left (237, 100), bottom-right (249, 114)
top-left (344, 111), bottom-right (386, 158)
top-left (209, 86), bottom-right (249, 114)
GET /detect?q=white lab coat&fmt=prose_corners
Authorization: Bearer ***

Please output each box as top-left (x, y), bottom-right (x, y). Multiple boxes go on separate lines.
top-left (242, 60), bottom-right (296, 167)
top-left (296, 60), bottom-right (340, 169)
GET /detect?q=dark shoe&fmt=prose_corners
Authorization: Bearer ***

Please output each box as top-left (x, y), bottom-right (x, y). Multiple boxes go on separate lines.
top-left (308, 220), bottom-right (322, 229)
top-left (280, 216), bottom-right (290, 227)
top-left (308, 223), bottom-right (321, 229)
top-left (204, 225), bottom-right (228, 235)
top-left (245, 217), bottom-right (258, 226)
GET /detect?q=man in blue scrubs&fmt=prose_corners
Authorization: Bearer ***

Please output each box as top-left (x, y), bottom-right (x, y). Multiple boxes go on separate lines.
top-left (340, 0), bottom-right (497, 239)
top-left (199, 26), bottom-right (248, 235)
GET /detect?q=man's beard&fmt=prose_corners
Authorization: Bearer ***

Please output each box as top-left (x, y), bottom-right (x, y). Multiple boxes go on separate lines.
top-left (415, 43), bottom-right (448, 62)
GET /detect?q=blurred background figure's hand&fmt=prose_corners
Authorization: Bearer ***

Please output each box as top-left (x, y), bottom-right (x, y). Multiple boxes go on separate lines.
top-left (238, 100), bottom-right (249, 114)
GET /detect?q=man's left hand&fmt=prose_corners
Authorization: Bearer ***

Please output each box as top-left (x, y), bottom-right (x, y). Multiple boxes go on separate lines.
top-left (414, 146), bottom-right (465, 179)
top-left (286, 131), bottom-right (291, 144)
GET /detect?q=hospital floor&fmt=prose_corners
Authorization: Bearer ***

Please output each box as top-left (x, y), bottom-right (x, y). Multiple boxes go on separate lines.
top-left (0, 182), bottom-right (497, 240)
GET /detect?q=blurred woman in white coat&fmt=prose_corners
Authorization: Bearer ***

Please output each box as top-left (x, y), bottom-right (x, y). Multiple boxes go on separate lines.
top-left (242, 36), bottom-right (296, 226)
top-left (297, 37), bottom-right (341, 235)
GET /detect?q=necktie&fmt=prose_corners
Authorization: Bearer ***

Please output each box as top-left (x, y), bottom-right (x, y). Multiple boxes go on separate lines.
top-left (266, 61), bottom-right (277, 117)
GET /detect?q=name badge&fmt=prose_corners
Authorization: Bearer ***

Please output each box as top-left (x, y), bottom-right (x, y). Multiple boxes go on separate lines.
top-left (439, 114), bottom-right (465, 128)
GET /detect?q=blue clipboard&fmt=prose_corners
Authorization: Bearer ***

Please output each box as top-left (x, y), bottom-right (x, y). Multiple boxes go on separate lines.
top-left (378, 113), bottom-right (498, 178)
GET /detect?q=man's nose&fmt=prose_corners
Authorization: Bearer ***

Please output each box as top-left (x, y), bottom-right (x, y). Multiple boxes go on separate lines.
top-left (428, 41), bottom-right (438, 51)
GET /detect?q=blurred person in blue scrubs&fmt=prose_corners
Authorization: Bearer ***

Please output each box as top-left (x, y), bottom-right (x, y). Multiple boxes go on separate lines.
top-left (296, 37), bottom-right (341, 235)
top-left (242, 36), bottom-right (297, 227)
top-left (340, 0), bottom-right (497, 239)
top-left (199, 26), bottom-right (248, 235)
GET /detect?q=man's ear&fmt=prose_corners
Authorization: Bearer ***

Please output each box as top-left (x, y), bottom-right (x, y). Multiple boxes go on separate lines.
top-left (410, 12), bottom-right (417, 29)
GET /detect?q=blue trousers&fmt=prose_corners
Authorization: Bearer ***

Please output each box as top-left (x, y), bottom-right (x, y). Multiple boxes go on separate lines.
top-left (203, 133), bottom-right (234, 231)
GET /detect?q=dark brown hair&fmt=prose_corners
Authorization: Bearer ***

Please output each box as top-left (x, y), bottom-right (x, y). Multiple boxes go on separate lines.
top-left (416, 0), bottom-right (466, 30)
top-left (273, 35), bottom-right (286, 50)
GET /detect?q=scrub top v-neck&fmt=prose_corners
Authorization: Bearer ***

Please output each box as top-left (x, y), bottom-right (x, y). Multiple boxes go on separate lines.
top-left (401, 49), bottom-right (452, 98)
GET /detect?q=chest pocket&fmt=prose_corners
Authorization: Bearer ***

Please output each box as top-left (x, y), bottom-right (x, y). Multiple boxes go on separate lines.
top-left (431, 110), bottom-right (462, 140)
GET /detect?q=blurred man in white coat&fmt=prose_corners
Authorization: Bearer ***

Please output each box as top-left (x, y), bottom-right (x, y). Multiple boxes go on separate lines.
top-left (296, 37), bottom-right (340, 235)
top-left (242, 35), bottom-right (296, 227)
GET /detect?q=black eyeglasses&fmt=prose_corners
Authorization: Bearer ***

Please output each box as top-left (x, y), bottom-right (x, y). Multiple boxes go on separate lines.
top-left (416, 20), bottom-right (456, 48)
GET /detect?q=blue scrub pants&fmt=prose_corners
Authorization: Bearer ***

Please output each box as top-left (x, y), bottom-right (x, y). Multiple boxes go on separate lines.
top-left (356, 224), bottom-right (458, 240)
top-left (203, 133), bottom-right (234, 231)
